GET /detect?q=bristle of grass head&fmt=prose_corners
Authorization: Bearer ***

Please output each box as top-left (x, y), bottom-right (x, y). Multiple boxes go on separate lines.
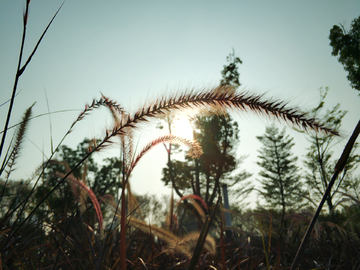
top-left (101, 86), bottom-right (338, 147)
top-left (67, 96), bottom-right (124, 135)
top-left (102, 94), bottom-right (123, 124)
top-left (120, 128), bottom-right (134, 170)
top-left (91, 85), bottom-right (328, 155)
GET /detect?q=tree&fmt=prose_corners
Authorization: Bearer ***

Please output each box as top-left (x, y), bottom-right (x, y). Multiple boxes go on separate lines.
top-left (32, 138), bottom-right (122, 229)
top-left (303, 87), bottom-right (360, 213)
top-left (220, 48), bottom-right (243, 89)
top-left (161, 50), bottom-right (251, 207)
top-left (329, 16), bottom-right (360, 93)
top-left (54, 138), bottom-right (122, 198)
top-left (256, 125), bottom-right (304, 228)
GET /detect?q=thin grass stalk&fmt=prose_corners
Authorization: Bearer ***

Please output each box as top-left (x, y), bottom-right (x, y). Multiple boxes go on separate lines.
top-left (149, 220), bottom-right (154, 267)
top-left (44, 89), bottom-right (54, 154)
top-left (0, 109), bottom-right (81, 135)
top-left (188, 216), bottom-right (211, 270)
top-left (17, 3), bottom-right (64, 77)
top-left (169, 188), bottom-right (174, 232)
top-left (220, 202), bottom-right (226, 270)
top-left (261, 228), bottom-right (270, 270)
top-left (268, 212), bottom-right (272, 255)
top-left (52, 209), bottom-right (76, 270)
top-left (0, 1), bottom-right (63, 158)
top-left (0, 0), bottom-right (29, 158)
top-left (188, 195), bottom-right (220, 270)
top-left (120, 147), bottom-right (127, 270)
top-left (238, 242), bottom-right (241, 270)
top-left (290, 120), bottom-right (360, 270)
top-left (0, 134), bottom-right (14, 177)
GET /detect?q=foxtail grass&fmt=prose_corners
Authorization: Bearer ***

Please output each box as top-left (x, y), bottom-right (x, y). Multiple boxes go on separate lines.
top-left (1, 103), bottom-right (34, 180)
top-left (7, 85), bottom-right (338, 269)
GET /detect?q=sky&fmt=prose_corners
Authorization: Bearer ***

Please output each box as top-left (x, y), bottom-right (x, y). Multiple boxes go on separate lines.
top-left (0, 0), bottom-right (359, 207)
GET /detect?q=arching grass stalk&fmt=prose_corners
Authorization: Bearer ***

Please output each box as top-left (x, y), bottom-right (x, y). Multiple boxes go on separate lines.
top-left (188, 195), bottom-right (220, 270)
top-left (261, 228), bottom-right (270, 270)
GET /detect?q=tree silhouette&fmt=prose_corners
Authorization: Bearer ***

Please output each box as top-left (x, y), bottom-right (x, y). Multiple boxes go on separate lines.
top-left (329, 16), bottom-right (360, 93)
top-left (161, 50), bottom-right (251, 207)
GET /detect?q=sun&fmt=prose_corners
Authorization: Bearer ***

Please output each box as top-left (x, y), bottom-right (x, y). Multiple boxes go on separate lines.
top-left (173, 116), bottom-right (193, 140)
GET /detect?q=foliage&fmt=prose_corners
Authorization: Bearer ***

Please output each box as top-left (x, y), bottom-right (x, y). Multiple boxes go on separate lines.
top-left (54, 139), bottom-right (122, 198)
top-left (303, 87), bottom-right (360, 213)
top-left (220, 48), bottom-right (243, 89)
top-left (257, 125), bottom-right (305, 228)
top-left (329, 15), bottom-right (360, 93)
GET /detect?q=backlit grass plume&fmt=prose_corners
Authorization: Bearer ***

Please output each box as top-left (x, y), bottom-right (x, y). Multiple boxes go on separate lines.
top-left (2, 103), bottom-right (34, 180)
top-left (79, 86), bottom-right (339, 157)
top-left (22, 86), bottom-right (339, 245)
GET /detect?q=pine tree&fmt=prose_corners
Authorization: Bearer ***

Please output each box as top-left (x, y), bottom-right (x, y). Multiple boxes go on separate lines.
top-left (257, 125), bottom-right (304, 227)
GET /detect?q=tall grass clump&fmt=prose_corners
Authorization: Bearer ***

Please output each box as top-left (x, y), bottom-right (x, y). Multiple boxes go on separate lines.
top-left (0, 87), bottom-right (340, 269)
top-left (3, 1), bottom-right (359, 269)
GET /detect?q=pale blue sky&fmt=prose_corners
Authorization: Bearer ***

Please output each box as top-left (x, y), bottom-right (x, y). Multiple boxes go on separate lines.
top-left (1, 1), bottom-right (359, 203)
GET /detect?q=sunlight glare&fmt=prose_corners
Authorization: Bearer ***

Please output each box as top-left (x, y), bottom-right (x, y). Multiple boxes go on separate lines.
top-left (173, 116), bottom-right (193, 140)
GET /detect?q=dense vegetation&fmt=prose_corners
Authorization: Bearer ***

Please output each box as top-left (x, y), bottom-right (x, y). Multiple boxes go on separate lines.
top-left (0, 2), bottom-right (359, 269)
